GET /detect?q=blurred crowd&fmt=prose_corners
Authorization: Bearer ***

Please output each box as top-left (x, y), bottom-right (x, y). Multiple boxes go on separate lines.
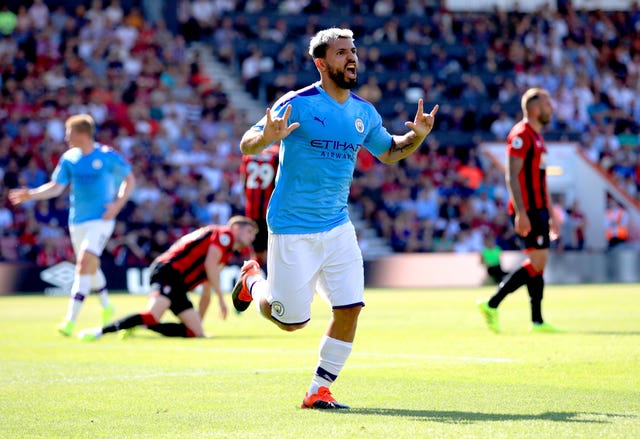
top-left (0, 0), bottom-right (638, 265)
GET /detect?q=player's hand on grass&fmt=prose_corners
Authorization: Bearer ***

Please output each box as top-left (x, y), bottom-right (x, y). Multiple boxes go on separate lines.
top-left (218, 295), bottom-right (228, 320)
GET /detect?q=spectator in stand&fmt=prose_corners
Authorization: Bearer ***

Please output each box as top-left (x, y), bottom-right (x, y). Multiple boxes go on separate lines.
top-left (241, 45), bottom-right (273, 99)
top-left (490, 110), bottom-right (515, 140)
top-left (605, 197), bottom-right (629, 249)
top-left (357, 76), bottom-right (383, 104)
top-left (0, 6), bottom-right (16, 36)
top-left (3, 158), bottom-right (21, 189)
top-left (565, 199), bottom-right (586, 251)
top-left (0, 194), bottom-right (13, 230)
top-left (20, 157), bottom-right (48, 188)
top-left (0, 230), bottom-right (20, 261)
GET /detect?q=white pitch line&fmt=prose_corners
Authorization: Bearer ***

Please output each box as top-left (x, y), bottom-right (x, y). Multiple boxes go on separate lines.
top-left (0, 342), bottom-right (515, 386)
top-left (0, 361), bottom-right (440, 386)
top-left (0, 341), bottom-right (515, 364)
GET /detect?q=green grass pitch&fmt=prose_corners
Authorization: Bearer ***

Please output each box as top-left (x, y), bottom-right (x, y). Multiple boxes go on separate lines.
top-left (1, 284), bottom-right (639, 438)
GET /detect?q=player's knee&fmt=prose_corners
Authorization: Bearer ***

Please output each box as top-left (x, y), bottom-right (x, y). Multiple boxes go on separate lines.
top-left (77, 253), bottom-right (99, 274)
top-left (530, 260), bottom-right (546, 273)
top-left (528, 252), bottom-right (548, 273)
top-left (259, 300), bottom-right (273, 319)
top-left (334, 304), bottom-right (363, 320)
top-left (276, 321), bottom-right (306, 332)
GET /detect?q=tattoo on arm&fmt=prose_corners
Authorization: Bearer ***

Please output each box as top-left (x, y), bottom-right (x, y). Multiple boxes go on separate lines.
top-left (390, 138), bottom-right (413, 154)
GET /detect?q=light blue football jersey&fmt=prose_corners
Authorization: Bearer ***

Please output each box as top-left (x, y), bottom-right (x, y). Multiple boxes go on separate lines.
top-left (253, 82), bottom-right (393, 234)
top-left (52, 143), bottom-right (132, 224)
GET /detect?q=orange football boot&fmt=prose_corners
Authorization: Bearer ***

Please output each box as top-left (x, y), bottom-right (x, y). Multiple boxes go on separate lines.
top-left (231, 260), bottom-right (261, 312)
top-left (301, 386), bottom-right (350, 409)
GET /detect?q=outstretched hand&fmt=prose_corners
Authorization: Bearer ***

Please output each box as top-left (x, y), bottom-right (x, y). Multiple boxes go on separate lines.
top-left (262, 104), bottom-right (300, 145)
top-left (405, 99), bottom-right (439, 139)
top-left (8, 188), bottom-right (29, 206)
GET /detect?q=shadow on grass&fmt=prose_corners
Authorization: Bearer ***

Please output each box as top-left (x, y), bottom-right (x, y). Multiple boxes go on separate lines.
top-left (341, 408), bottom-right (637, 424)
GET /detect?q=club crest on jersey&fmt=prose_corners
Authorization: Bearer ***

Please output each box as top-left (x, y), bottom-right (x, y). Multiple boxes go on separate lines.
top-left (272, 301), bottom-right (285, 317)
top-left (537, 235), bottom-right (544, 246)
top-left (354, 118), bottom-right (364, 133)
top-left (92, 159), bottom-right (103, 169)
top-left (512, 136), bottom-right (523, 149)
top-left (219, 233), bottom-right (231, 246)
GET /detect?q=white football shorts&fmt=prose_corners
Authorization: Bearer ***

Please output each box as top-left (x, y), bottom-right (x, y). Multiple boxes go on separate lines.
top-left (266, 221), bottom-right (364, 325)
top-left (69, 219), bottom-right (115, 257)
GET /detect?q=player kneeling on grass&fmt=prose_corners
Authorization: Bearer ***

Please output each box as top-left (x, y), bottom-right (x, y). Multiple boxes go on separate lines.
top-left (78, 216), bottom-right (258, 341)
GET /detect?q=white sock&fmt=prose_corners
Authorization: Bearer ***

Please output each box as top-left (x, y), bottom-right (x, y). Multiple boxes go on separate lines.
top-left (247, 275), bottom-right (267, 313)
top-left (308, 335), bottom-right (353, 395)
top-left (91, 269), bottom-right (106, 291)
top-left (91, 270), bottom-right (111, 307)
top-left (65, 274), bottom-right (91, 322)
top-left (96, 288), bottom-right (110, 309)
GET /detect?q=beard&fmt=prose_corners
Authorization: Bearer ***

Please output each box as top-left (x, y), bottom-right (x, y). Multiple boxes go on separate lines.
top-left (327, 65), bottom-right (358, 89)
top-left (539, 112), bottom-right (552, 126)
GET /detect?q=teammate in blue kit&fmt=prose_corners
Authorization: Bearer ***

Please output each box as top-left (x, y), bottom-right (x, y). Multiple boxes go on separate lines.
top-left (233, 28), bottom-right (438, 409)
top-left (9, 114), bottom-right (135, 336)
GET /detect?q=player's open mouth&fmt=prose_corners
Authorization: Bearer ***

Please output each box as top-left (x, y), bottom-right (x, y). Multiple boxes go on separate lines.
top-left (346, 63), bottom-right (357, 78)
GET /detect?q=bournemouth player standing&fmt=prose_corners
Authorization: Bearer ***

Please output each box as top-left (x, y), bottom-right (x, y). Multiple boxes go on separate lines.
top-left (240, 142), bottom-right (279, 268)
top-left (478, 88), bottom-right (561, 333)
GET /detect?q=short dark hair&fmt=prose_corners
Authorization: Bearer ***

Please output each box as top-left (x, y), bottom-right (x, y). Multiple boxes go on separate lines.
top-left (227, 215), bottom-right (258, 231)
top-left (308, 28), bottom-right (354, 59)
top-left (521, 87), bottom-right (549, 116)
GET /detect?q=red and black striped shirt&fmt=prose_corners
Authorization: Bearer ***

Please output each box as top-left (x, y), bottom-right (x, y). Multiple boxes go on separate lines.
top-left (240, 143), bottom-right (280, 220)
top-left (154, 225), bottom-right (235, 290)
top-left (507, 121), bottom-right (548, 215)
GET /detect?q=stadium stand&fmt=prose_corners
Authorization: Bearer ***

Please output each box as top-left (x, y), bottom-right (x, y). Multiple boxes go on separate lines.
top-left (1, 0), bottom-right (639, 265)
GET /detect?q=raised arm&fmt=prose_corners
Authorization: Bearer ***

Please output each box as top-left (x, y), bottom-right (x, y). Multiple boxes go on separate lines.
top-left (8, 181), bottom-right (66, 205)
top-left (240, 105), bottom-right (299, 155)
top-left (377, 99), bottom-right (439, 164)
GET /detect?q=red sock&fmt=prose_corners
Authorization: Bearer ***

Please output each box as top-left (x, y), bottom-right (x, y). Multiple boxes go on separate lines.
top-left (140, 312), bottom-right (158, 326)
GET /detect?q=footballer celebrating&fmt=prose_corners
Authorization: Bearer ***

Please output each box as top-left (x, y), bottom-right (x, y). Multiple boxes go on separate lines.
top-left (232, 28), bottom-right (438, 409)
